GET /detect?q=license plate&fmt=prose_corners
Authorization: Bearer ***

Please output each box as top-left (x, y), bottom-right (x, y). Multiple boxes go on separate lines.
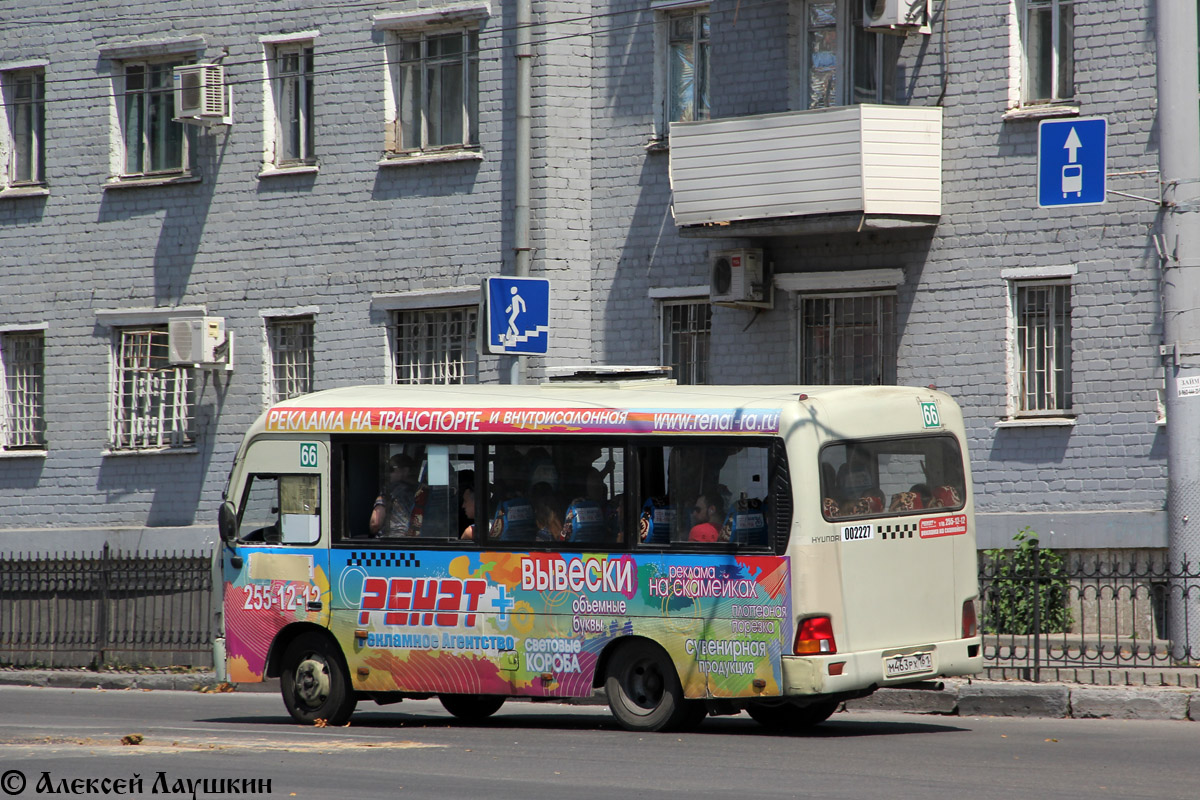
top-left (885, 652), bottom-right (933, 677)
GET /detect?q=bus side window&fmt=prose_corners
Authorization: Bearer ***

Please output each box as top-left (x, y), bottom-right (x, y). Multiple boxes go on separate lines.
top-left (239, 474), bottom-right (319, 545)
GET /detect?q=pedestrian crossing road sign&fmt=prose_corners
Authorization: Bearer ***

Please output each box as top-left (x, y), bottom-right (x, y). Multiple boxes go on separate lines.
top-left (485, 277), bottom-right (550, 355)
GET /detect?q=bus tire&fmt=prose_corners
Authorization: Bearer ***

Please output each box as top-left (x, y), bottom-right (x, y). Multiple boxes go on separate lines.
top-left (604, 641), bottom-right (690, 732)
top-left (746, 699), bottom-right (839, 731)
top-left (280, 632), bottom-right (356, 726)
top-left (439, 694), bottom-right (506, 722)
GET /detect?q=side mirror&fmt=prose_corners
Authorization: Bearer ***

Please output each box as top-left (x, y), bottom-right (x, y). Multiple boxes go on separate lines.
top-left (218, 500), bottom-right (239, 544)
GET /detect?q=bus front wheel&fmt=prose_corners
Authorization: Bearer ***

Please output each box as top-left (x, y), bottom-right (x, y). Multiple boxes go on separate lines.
top-left (439, 694), bottom-right (506, 722)
top-left (746, 699), bottom-right (839, 731)
top-left (604, 641), bottom-right (693, 732)
top-left (280, 632), bottom-right (356, 726)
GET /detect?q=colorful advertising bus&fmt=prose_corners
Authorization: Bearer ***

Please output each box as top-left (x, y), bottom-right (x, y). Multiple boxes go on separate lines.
top-left (213, 379), bottom-right (981, 732)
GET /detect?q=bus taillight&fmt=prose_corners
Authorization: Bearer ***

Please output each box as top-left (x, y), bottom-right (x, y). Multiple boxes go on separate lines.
top-left (962, 599), bottom-right (978, 638)
top-left (794, 616), bottom-right (836, 655)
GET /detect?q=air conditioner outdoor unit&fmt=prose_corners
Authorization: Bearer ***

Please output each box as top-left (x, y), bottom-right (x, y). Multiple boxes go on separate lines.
top-left (168, 316), bottom-right (228, 366)
top-left (173, 64), bottom-right (229, 124)
top-left (709, 249), bottom-right (771, 308)
top-left (862, 0), bottom-right (927, 31)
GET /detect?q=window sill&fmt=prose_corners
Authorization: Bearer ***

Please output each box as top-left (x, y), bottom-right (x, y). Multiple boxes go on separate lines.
top-left (1002, 104), bottom-right (1081, 122)
top-left (994, 417), bottom-right (1076, 428)
top-left (0, 449), bottom-right (48, 459)
top-left (103, 174), bottom-right (201, 191)
top-left (257, 164), bottom-right (320, 179)
top-left (0, 185), bottom-right (49, 199)
top-left (378, 149), bottom-right (483, 168)
top-left (103, 446), bottom-right (200, 457)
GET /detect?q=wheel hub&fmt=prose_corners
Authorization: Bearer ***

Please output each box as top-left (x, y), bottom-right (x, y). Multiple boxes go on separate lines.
top-left (294, 656), bottom-right (330, 708)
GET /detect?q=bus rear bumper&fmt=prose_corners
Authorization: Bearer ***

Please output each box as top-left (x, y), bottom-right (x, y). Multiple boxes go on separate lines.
top-left (780, 636), bottom-right (982, 696)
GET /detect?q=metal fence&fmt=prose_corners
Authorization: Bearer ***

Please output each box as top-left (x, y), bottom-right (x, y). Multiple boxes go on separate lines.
top-left (2, 544), bottom-right (1199, 680)
top-left (979, 543), bottom-right (1200, 682)
top-left (0, 545), bottom-right (213, 669)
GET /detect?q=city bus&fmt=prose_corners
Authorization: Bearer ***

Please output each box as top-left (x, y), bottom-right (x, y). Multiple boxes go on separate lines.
top-left (213, 377), bottom-right (981, 732)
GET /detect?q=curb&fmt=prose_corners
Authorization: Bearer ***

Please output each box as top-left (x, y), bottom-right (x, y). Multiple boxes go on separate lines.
top-left (845, 678), bottom-right (1199, 722)
top-left (2, 671), bottom-right (1196, 721)
top-left (0, 670), bottom-right (278, 694)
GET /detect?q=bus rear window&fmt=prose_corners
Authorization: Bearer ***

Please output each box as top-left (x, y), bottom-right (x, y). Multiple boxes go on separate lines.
top-left (820, 436), bottom-right (965, 520)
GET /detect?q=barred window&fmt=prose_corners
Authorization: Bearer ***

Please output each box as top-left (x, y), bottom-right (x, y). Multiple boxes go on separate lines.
top-left (268, 317), bottom-right (314, 404)
top-left (1011, 280), bottom-right (1071, 415)
top-left (393, 307), bottom-right (477, 385)
top-left (111, 327), bottom-right (194, 450)
top-left (661, 301), bottom-right (711, 385)
top-left (800, 294), bottom-right (897, 385)
top-left (1, 332), bottom-right (45, 450)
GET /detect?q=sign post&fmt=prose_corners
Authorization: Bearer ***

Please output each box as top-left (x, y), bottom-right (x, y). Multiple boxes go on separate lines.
top-left (484, 277), bottom-right (550, 356)
top-left (1037, 117), bottom-right (1107, 208)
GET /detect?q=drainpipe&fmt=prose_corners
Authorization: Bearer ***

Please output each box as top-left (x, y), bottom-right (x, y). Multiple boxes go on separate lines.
top-left (1156, 0), bottom-right (1200, 657)
top-left (508, 0), bottom-right (532, 385)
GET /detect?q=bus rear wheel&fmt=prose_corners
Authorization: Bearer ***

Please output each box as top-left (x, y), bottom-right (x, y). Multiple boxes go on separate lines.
top-left (439, 694), bottom-right (506, 722)
top-left (746, 699), bottom-right (839, 731)
top-left (605, 641), bottom-right (692, 732)
top-left (280, 632), bottom-right (356, 726)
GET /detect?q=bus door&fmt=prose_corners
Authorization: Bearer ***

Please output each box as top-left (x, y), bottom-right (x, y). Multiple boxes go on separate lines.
top-left (223, 439), bottom-right (330, 683)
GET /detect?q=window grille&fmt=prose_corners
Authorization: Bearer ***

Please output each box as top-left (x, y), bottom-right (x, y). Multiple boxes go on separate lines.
top-left (800, 294), bottom-right (897, 385)
top-left (393, 307), bottom-right (478, 385)
top-left (111, 328), bottom-right (194, 449)
top-left (661, 301), bottom-right (711, 385)
top-left (1, 332), bottom-right (45, 449)
top-left (1014, 281), bottom-right (1071, 414)
top-left (268, 317), bottom-right (314, 403)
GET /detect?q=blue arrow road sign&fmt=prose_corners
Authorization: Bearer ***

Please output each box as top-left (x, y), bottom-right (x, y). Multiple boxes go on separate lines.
top-left (485, 277), bottom-right (550, 355)
top-left (1038, 117), bottom-right (1106, 208)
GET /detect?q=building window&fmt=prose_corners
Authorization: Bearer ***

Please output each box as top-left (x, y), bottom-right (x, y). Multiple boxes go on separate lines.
top-left (1010, 281), bottom-right (1071, 416)
top-left (1022, 0), bottom-right (1074, 104)
top-left (667, 7), bottom-right (710, 124)
top-left (2, 69), bottom-right (45, 187)
top-left (111, 327), bottom-right (194, 450)
top-left (390, 29), bottom-right (479, 152)
top-left (269, 44), bottom-right (315, 166)
top-left (393, 307), bottom-right (478, 384)
top-left (661, 301), bottom-right (711, 385)
top-left (267, 317), bottom-right (314, 404)
top-left (121, 61), bottom-right (190, 177)
top-left (1, 331), bottom-right (45, 450)
top-left (803, 0), bottom-right (901, 109)
top-left (799, 294), bottom-right (897, 385)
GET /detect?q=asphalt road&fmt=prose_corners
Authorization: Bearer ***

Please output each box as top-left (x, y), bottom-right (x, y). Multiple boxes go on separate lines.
top-left (0, 686), bottom-right (1197, 800)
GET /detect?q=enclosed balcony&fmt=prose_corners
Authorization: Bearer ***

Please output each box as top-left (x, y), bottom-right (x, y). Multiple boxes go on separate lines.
top-left (668, 104), bottom-right (942, 237)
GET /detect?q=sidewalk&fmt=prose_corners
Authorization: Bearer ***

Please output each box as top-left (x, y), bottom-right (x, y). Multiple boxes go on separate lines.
top-left (1, 669), bottom-right (1196, 722)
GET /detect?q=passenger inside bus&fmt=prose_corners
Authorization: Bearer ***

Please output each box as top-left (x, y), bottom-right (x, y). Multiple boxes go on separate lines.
top-left (459, 469), bottom-right (477, 540)
top-left (688, 489), bottom-right (724, 542)
top-left (370, 454), bottom-right (424, 537)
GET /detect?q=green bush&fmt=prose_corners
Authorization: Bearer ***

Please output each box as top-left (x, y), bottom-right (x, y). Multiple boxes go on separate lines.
top-left (983, 527), bottom-right (1073, 635)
